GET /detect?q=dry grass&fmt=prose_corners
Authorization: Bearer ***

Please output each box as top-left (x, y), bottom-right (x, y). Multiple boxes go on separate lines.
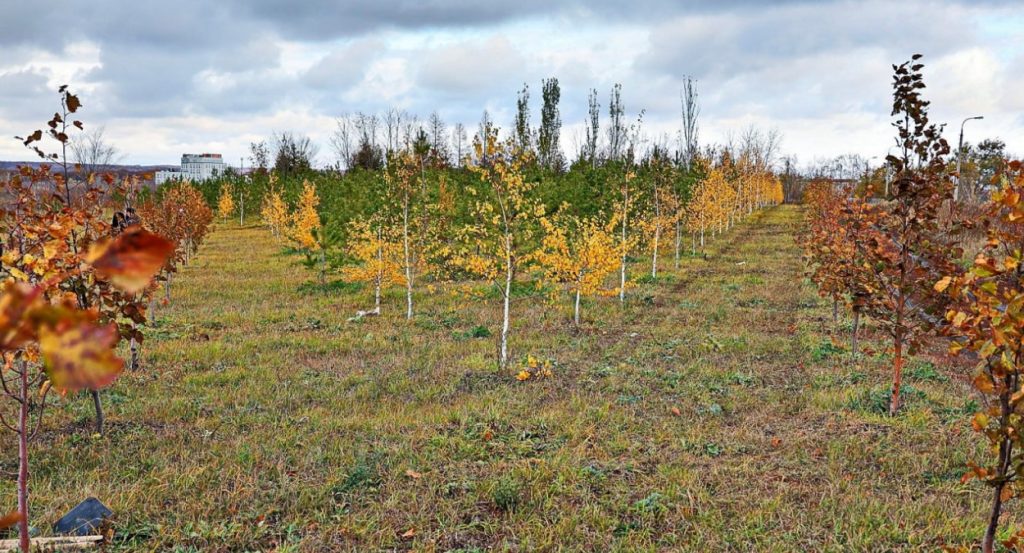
top-left (0, 205), bottom-right (1007, 551)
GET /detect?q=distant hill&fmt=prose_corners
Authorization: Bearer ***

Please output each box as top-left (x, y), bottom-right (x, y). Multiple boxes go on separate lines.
top-left (0, 160), bottom-right (177, 173)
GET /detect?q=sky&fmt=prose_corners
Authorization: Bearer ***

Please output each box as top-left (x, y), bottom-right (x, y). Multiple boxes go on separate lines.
top-left (0, 0), bottom-right (1021, 168)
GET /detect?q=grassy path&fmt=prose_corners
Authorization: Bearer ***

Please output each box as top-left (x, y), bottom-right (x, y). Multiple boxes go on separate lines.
top-left (1, 205), bottom-right (1003, 551)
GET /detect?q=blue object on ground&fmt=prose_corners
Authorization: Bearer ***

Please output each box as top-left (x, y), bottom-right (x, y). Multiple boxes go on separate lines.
top-left (53, 498), bottom-right (112, 536)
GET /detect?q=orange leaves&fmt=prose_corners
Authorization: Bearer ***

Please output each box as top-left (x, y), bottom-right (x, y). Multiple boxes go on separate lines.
top-left (86, 227), bottom-right (176, 294)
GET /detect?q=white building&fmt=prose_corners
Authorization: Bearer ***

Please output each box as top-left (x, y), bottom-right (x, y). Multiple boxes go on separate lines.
top-left (155, 153), bottom-right (227, 185)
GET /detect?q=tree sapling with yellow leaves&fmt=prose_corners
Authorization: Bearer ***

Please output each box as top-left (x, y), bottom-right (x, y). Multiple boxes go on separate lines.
top-left (453, 132), bottom-right (543, 371)
top-left (536, 208), bottom-right (620, 324)
top-left (342, 215), bottom-right (405, 320)
top-left (217, 181), bottom-right (235, 221)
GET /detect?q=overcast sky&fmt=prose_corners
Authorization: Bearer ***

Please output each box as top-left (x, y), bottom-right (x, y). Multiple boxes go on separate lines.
top-left (0, 0), bottom-right (1021, 167)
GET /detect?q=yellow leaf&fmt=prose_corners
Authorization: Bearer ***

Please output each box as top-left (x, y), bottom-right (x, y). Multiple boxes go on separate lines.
top-left (8, 268), bottom-right (28, 282)
top-left (974, 373), bottom-right (996, 394)
top-left (516, 370), bottom-right (530, 381)
top-left (934, 276), bottom-right (952, 292)
top-left (39, 320), bottom-right (123, 392)
top-left (971, 412), bottom-right (990, 431)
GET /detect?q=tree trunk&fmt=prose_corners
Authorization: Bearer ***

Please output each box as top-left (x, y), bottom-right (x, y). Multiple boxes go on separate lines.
top-left (832, 299), bottom-right (838, 324)
top-left (91, 390), bottom-right (104, 435)
top-left (500, 245), bottom-right (512, 370)
top-left (983, 396), bottom-right (1014, 553)
top-left (17, 365), bottom-right (30, 553)
top-left (374, 278), bottom-right (381, 312)
top-left (165, 273), bottom-right (172, 303)
top-left (851, 310), bottom-right (860, 357)
top-left (674, 220), bottom-right (681, 269)
top-left (889, 335), bottom-right (903, 416)
top-left (651, 226), bottom-right (659, 279)
top-left (574, 288), bottom-right (581, 325)
top-left (403, 207), bottom-right (413, 320)
top-left (129, 336), bottom-right (139, 371)
top-left (691, 232), bottom-right (696, 256)
top-left (318, 249), bottom-right (326, 285)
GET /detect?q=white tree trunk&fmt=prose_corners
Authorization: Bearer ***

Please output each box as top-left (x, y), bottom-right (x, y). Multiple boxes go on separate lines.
top-left (674, 219), bottom-right (681, 269)
top-left (574, 287), bottom-right (581, 325)
top-left (651, 226), bottom-right (659, 279)
top-left (619, 213), bottom-right (628, 305)
top-left (500, 237), bottom-right (513, 370)
top-left (403, 202), bottom-right (413, 320)
top-left (374, 277), bottom-right (381, 311)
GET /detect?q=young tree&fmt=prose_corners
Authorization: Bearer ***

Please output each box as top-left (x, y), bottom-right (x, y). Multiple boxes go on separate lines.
top-left (584, 88), bottom-right (600, 166)
top-left (607, 84), bottom-right (626, 162)
top-left (455, 132), bottom-right (543, 370)
top-left (686, 167), bottom-right (733, 252)
top-left (387, 150), bottom-right (430, 319)
top-left (342, 215), bottom-right (404, 317)
top-left (680, 77), bottom-right (700, 169)
top-left (538, 77), bottom-right (563, 171)
top-left (217, 181), bottom-right (235, 220)
top-left (641, 152), bottom-right (677, 279)
top-left (260, 177), bottom-right (289, 240)
top-left (535, 208), bottom-right (619, 324)
top-left (615, 169), bottom-right (637, 303)
top-left (288, 180), bottom-right (326, 283)
top-left (940, 161), bottom-right (1024, 553)
top-left (0, 227), bottom-right (172, 551)
top-left (850, 55), bottom-right (959, 415)
top-left (514, 84), bottom-right (533, 156)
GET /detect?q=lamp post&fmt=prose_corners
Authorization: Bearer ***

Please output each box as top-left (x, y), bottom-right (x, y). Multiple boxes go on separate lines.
top-left (955, 115), bottom-right (984, 202)
top-left (884, 146), bottom-right (899, 199)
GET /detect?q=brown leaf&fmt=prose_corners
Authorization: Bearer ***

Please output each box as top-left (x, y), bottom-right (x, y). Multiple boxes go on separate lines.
top-left (401, 528), bottom-right (416, 539)
top-left (65, 93), bottom-right (81, 113)
top-left (86, 227), bottom-right (175, 294)
top-left (405, 469), bottom-right (422, 479)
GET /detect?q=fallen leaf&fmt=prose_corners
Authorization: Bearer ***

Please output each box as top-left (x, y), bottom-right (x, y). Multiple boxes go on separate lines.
top-left (0, 511), bottom-right (23, 530)
top-left (405, 469), bottom-right (422, 479)
top-left (670, 407), bottom-right (681, 416)
top-left (401, 528), bottom-right (416, 538)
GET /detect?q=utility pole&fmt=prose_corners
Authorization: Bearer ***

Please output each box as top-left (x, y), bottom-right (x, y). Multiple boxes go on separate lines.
top-left (955, 115), bottom-right (983, 202)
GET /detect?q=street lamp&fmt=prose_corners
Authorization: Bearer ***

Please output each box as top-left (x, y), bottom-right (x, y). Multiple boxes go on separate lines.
top-left (955, 115), bottom-right (984, 202)
top-left (884, 145), bottom-right (899, 199)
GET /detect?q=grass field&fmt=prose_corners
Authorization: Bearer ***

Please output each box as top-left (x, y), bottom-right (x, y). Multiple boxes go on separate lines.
top-left (2, 205), bottom-right (1006, 551)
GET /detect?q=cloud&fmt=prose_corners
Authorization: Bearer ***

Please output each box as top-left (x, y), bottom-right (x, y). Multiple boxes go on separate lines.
top-left (0, 0), bottom-right (1021, 164)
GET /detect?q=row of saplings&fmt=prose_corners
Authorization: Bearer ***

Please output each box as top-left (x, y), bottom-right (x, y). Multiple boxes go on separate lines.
top-left (0, 88), bottom-right (210, 550)
top-left (236, 135), bottom-right (782, 375)
top-left (804, 56), bottom-right (1024, 553)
